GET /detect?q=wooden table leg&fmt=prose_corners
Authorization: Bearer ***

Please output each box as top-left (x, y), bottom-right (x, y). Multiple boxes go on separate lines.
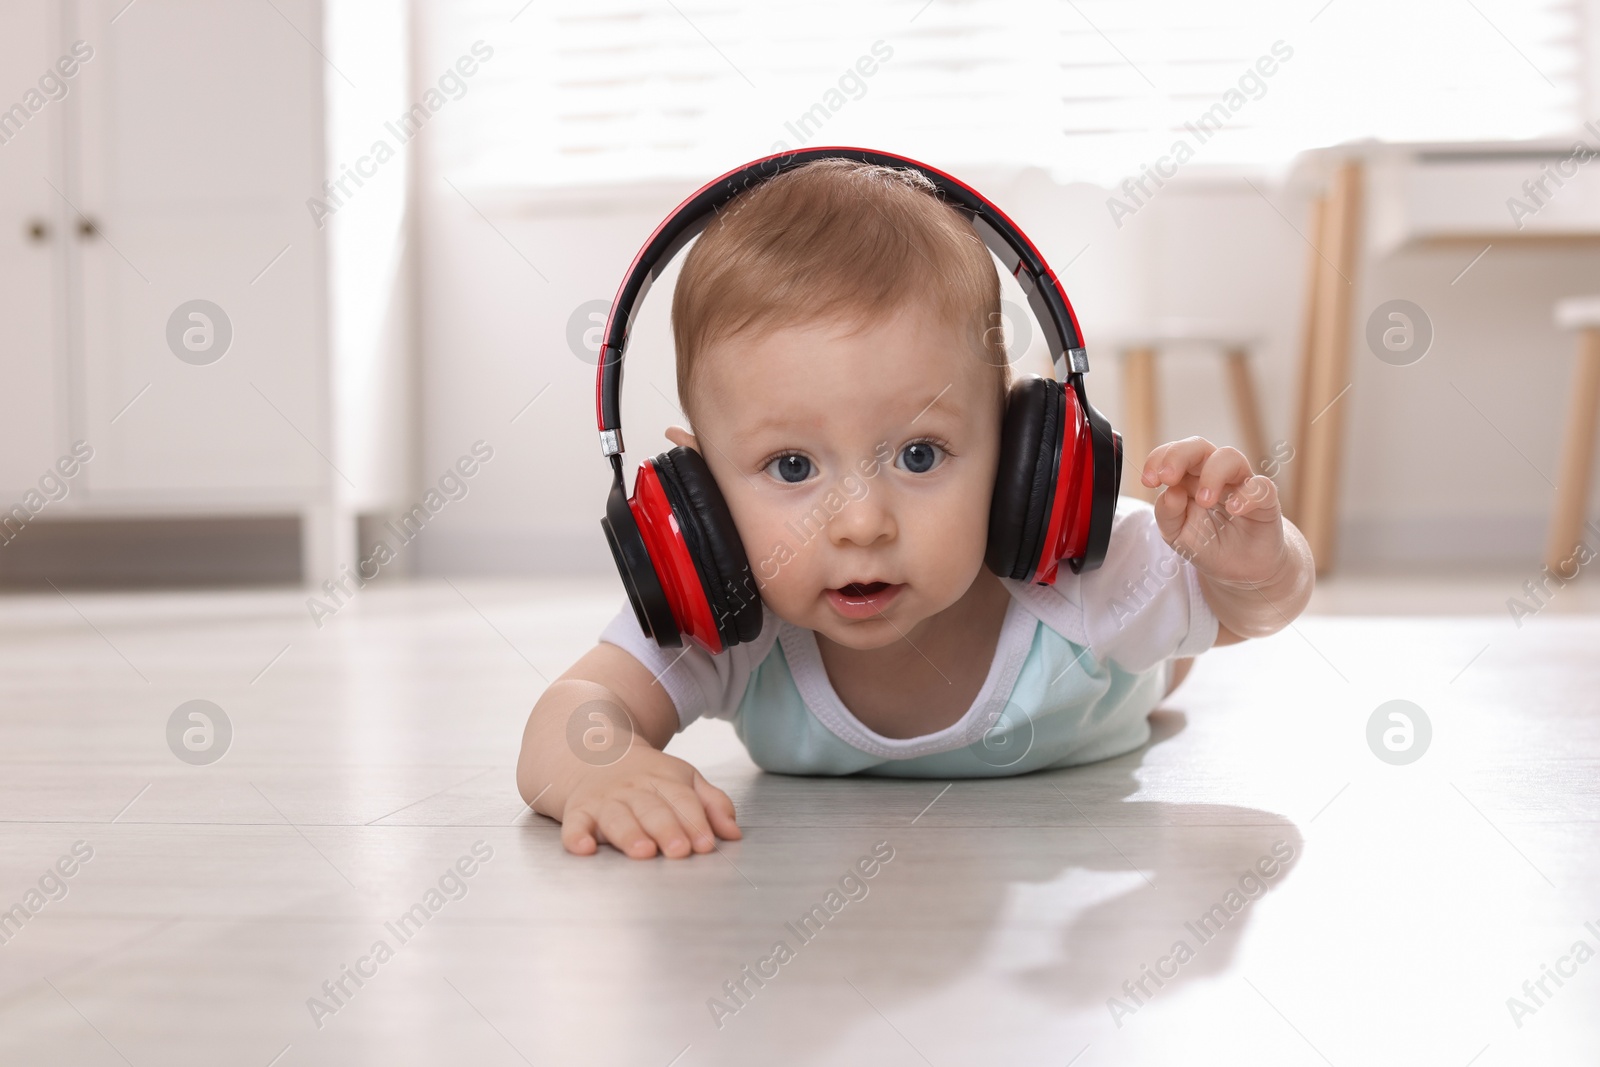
top-left (1545, 326), bottom-right (1600, 573)
top-left (1294, 160), bottom-right (1363, 576)
top-left (1286, 194), bottom-right (1327, 523)
top-left (1224, 346), bottom-right (1269, 473)
top-left (1122, 346), bottom-right (1160, 502)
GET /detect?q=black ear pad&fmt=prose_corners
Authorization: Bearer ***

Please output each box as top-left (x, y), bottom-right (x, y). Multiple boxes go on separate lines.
top-left (986, 377), bottom-right (1064, 581)
top-left (652, 446), bottom-right (764, 648)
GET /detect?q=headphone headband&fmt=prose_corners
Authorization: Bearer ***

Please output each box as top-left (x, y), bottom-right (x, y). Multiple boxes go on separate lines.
top-left (593, 146), bottom-right (1092, 460)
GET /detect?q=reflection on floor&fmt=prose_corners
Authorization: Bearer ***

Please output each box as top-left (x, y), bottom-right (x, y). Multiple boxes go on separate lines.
top-left (0, 576), bottom-right (1596, 1065)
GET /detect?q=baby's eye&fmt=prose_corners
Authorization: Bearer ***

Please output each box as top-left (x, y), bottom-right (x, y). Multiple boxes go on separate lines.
top-left (897, 441), bottom-right (945, 474)
top-left (764, 453), bottom-right (814, 484)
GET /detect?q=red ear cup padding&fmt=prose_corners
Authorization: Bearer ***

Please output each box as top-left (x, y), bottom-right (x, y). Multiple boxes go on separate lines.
top-left (1032, 384), bottom-right (1093, 584)
top-left (600, 448), bottom-right (763, 656)
top-left (1071, 395), bottom-right (1121, 574)
top-left (652, 447), bottom-right (763, 649)
top-left (628, 459), bottom-right (724, 654)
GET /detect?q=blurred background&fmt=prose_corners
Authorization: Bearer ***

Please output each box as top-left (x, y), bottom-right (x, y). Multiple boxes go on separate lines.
top-left (4, 0), bottom-right (1600, 589)
top-left (6, 6), bottom-right (1600, 1062)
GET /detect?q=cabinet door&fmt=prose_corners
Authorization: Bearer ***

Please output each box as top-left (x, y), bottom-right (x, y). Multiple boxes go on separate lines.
top-left (71, 0), bottom-right (330, 501)
top-left (0, 2), bottom-right (69, 498)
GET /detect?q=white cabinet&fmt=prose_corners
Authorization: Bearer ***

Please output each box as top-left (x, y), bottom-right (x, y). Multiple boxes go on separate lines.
top-left (0, 2), bottom-right (69, 494)
top-left (0, 0), bottom-right (347, 579)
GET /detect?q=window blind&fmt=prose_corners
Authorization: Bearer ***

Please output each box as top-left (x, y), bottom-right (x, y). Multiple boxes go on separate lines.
top-left (433, 0), bottom-right (1585, 190)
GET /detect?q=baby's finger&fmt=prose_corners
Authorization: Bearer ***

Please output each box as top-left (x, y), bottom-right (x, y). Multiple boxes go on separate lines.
top-left (1139, 444), bottom-right (1172, 488)
top-left (630, 793), bottom-right (693, 859)
top-left (561, 808), bottom-right (600, 856)
top-left (692, 772), bottom-right (743, 841)
top-left (1153, 482), bottom-right (1190, 546)
top-left (652, 782), bottom-right (717, 853)
top-left (1142, 437), bottom-right (1215, 488)
top-left (596, 799), bottom-right (658, 860)
top-left (1224, 473), bottom-right (1279, 517)
top-left (1194, 446), bottom-right (1251, 509)
top-left (1140, 440), bottom-right (1195, 487)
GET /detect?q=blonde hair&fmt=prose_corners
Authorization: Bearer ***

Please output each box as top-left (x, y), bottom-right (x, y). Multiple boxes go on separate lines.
top-left (671, 158), bottom-right (1007, 419)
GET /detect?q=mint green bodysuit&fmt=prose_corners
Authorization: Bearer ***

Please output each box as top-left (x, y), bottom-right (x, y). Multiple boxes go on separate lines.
top-left (600, 498), bottom-right (1218, 777)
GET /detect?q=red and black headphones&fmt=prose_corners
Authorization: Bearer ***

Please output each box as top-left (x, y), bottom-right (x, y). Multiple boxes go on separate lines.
top-left (596, 147), bottom-right (1122, 654)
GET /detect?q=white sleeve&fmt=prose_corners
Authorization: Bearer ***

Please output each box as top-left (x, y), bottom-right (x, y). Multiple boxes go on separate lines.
top-left (1074, 497), bottom-right (1219, 674)
top-left (596, 601), bottom-right (768, 730)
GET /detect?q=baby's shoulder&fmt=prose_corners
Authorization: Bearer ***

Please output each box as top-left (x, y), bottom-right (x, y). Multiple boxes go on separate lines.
top-left (1000, 576), bottom-right (1086, 646)
top-left (996, 498), bottom-right (1176, 643)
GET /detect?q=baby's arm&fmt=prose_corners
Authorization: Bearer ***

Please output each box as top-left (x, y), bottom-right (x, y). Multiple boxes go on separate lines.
top-left (1140, 437), bottom-right (1315, 644)
top-left (515, 643), bottom-right (741, 859)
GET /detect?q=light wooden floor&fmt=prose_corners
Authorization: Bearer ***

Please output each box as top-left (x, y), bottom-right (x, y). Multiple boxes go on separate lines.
top-left (1, 573), bottom-right (1597, 1066)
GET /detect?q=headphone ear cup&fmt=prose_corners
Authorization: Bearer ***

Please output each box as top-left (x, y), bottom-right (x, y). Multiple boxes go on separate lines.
top-left (987, 377), bottom-right (1063, 581)
top-left (653, 447), bottom-right (764, 649)
top-left (1069, 396), bottom-right (1122, 573)
top-left (602, 474), bottom-right (681, 647)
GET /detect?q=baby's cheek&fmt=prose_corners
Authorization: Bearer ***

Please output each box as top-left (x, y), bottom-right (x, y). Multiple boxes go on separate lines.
top-left (907, 498), bottom-right (989, 589)
top-left (750, 559), bottom-right (820, 630)
top-left (742, 525), bottom-right (816, 605)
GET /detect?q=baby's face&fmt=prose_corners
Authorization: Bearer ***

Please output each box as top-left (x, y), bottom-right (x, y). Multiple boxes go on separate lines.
top-left (675, 300), bottom-right (1002, 651)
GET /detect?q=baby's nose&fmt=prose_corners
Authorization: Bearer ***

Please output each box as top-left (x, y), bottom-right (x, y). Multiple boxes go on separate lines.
top-left (824, 485), bottom-right (896, 547)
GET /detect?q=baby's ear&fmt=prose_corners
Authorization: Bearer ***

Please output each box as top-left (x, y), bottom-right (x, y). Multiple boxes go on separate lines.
top-left (664, 425), bottom-right (698, 451)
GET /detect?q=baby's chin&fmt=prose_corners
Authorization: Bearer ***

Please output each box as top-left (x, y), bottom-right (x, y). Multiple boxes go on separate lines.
top-left (804, 616), bottom-right (910, 651)
top-left (763, 591), bottom-right (941, 652)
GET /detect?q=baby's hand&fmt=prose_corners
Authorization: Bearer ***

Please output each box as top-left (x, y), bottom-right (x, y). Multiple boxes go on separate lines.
top-left (1140, 437), bottom-right (1287, 585)
top-left (560, 745), bottom-right (741, 860)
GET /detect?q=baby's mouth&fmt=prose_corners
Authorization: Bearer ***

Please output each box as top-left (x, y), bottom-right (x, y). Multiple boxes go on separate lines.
top-left (824, 580), bottom-right (904, 619)
top-left (838, 581), bottom-right (890, 597)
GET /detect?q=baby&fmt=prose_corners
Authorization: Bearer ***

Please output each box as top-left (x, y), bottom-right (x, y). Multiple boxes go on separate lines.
top-left (517, 159), bottom-right (1315, 859)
